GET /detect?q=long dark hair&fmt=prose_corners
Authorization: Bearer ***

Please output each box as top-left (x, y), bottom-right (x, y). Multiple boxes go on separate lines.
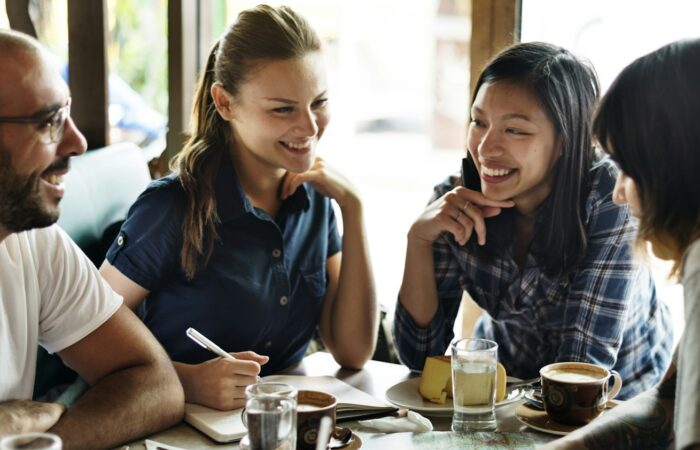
top-left (463, 42), bottom-right (600, 275)
top-left (593, 38), bottom-right (700, 276)
top-left (170, 5), bottom-right (321, 279)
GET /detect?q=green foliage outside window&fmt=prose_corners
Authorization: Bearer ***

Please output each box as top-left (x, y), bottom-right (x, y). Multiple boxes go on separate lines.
top-left (109, 0), bottom-right (168, 116)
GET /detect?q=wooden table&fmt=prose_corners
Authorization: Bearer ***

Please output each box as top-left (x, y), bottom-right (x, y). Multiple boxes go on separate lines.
top-left (128, 352), bottom-right (555, 449)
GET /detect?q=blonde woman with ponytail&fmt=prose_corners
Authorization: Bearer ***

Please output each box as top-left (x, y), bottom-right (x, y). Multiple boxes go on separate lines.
top-left (99, 5), bottom-right (377, 410)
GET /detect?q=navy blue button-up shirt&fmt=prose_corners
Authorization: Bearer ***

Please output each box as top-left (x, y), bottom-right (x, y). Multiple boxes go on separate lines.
top-left (106, 155), bottom-right (341, 375)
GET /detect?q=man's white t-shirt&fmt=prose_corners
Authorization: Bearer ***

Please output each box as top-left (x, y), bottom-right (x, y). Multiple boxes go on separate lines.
top-left (0, 225), bottom-right (122, 400)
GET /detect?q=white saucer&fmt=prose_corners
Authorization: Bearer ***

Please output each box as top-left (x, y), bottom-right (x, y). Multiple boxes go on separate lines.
top-left (385, 377), bottom-right (525, 417)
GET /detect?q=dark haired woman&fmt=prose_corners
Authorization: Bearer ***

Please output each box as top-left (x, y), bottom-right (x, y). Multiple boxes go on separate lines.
top-left (394, 42), bottom-right (671, 399)
top-left (542, 37), bottom-right (700, 450)
top-left (99, 5), bottom-right (377, 410)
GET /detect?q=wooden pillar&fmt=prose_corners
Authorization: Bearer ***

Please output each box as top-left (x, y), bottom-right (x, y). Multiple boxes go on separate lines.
top-left (198, 1), bottom-right (214, 74)
top-left (469, 0), bottom-right (521, 98)
top-left (68, 0), bottom-right (109, 149)
top-left (5, 0), bottom-right (37, 37)
top-left (165, 0), bottom-right (198, 167)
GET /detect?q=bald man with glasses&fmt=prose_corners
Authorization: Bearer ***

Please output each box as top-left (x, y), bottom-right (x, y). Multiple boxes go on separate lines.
top-left (0, 30), bottom-right (184, 449)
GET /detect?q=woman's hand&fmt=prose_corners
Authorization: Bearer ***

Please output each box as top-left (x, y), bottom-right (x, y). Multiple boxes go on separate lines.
top-left (409, 187), bottom-right (514, 246)
top-left (0, 400), bottom-right (66, 435)
top-left (281, 156), bottom-right (359, 210)
top-left (180, 352), bottom-right (269, 411)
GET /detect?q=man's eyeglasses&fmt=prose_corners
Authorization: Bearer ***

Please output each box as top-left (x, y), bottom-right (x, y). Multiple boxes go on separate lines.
top-left (0, 98), bottom-right (72, 144)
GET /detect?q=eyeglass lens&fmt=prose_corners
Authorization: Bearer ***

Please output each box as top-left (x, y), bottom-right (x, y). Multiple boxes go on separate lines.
top-left (46, 104), bottom-right (70, 144)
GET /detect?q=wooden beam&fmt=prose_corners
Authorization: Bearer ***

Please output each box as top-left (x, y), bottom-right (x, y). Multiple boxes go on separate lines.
top-left (165, 0), bottom-right (198, 168)
top-left (469, 0), bottom-right (521, 98)
top-left (6, 0), bottom-right (37, 37)
top-left (198, 0), bottom-right (214, 74)
top-left (68, 0), bottom-right (109, 149)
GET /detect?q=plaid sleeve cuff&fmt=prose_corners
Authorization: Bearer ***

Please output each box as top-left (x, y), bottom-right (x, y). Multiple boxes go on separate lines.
top-left (392, 298), bottom-right (450, 371)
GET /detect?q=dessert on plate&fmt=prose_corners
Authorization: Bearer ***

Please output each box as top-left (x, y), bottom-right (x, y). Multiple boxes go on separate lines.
top-left (418, 355), bottom-right (507, 404)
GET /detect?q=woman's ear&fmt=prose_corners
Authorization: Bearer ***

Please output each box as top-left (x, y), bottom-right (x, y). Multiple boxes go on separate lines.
top-left (211, 83), bottom-right (235, 121)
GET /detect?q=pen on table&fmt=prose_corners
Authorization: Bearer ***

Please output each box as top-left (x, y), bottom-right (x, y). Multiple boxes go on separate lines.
top-left (186, 327), bottom-right (237, 362)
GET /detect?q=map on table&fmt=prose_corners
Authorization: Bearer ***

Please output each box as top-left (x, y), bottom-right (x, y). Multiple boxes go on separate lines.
top-left (361, 431), bottom-right (552, 449)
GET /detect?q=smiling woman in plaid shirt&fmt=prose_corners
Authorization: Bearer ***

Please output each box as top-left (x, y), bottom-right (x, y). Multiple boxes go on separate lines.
top-left (393, 42), bottom-right (672, 399)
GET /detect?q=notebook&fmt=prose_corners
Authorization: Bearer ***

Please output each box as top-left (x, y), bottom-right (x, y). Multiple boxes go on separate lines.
top-left (184, 375), bottom-right (398, 443)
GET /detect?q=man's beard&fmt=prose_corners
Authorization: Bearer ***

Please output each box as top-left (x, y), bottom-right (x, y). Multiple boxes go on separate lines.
top-left (0, 148), bottom-right (60, 233)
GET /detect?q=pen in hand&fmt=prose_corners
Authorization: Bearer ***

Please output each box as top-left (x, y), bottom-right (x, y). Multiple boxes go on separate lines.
top-left (186, 327), bottom-right (237, 362)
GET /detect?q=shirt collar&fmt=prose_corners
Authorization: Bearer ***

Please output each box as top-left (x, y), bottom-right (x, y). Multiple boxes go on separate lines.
top-left (214, 153), bottom-right (311, 222)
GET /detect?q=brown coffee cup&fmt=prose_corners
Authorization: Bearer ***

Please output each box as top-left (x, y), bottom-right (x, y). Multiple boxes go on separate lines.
top-left (540, 362), bottom-right (622, 426)
top-left (296, 390), bottom-right (337, 450)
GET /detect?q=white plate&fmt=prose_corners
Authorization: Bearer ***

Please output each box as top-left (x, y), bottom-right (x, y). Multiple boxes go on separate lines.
top-left (385, 377), bottom-right (525, 417)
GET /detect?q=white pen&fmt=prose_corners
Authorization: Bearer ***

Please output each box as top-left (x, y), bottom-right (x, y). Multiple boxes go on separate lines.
top-left (186, 327), bottom-right (237, 362)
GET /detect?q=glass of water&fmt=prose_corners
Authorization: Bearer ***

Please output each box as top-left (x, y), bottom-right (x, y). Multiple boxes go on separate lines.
top-left (450, 338), bottom-right (499, 432)
top-left (0, 433), bottom-right (62, 450)
top-left (240, 382), bottom-right (298, 450)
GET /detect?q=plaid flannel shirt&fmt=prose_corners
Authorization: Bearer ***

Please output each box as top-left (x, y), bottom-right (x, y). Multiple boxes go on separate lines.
top-left (393, 158), bottom-right (672, 399)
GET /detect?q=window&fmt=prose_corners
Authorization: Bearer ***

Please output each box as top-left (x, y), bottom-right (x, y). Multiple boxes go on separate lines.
top-left (0, 0), bottom-right (167, 156)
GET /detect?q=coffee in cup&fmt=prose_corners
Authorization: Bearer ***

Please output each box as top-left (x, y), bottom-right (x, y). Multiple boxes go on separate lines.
top-left (540, 361), bottom-right (622, 425)
top-left (296, 390), bottom-right (337, 450)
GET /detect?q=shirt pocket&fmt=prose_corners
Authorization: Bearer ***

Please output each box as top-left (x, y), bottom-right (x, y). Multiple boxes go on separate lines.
top-left (302, 268), bottom-right (327, 300)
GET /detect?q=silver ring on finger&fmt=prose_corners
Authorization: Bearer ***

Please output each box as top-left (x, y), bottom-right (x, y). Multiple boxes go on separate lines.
top-left (455, 211), bottom-right (463, 221)
top-left (462, 200), bottom-right (471, 212)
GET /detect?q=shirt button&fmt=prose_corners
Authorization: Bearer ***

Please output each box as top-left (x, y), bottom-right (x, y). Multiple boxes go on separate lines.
top-left (265, 341), bottom-right (272, 349)
top-left (280, 296), bottom-right (288, 306)
top-left (117, 235), bottom-right (124, 246)
top-left (272, 248), bottom-right (282, 258)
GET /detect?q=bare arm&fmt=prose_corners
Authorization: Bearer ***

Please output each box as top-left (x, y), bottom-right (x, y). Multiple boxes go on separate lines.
top-left (318, 197), bottom-right (378, 369)
top-left (49, 305), bottom-right (184, 450)
top-left (99, 261), bottom-right (150, 309)
top-left (542, 364), bottom-right (677, 450)
top-left (0, 400), bottom-right (65, 436)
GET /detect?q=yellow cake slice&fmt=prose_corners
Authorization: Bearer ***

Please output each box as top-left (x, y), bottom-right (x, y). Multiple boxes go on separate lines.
top-left (418, 356), bottom-right (452, 404)
top-left (419, 356), bottom-right (508, 404)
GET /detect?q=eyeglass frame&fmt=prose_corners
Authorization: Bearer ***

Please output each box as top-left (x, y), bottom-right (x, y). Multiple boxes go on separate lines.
top-left (0, 98), bottom-right (72, 144)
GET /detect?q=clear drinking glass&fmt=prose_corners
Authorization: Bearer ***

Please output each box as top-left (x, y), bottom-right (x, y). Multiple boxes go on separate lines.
top-left (450, 338), bottom-right (499, 432)
top-left (0, 433), bottom-right (62, 450)
top-left (240, 382), bottom-right (298, 450)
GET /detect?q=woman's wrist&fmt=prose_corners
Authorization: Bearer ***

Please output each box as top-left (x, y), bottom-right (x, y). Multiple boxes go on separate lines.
top-left (337, 192), bottom-right (362, 215)
top-left (407, 223), bottom-right (437, 248)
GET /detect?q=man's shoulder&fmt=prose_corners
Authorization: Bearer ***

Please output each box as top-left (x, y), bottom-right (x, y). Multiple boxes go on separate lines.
top-left (3, 226), bottom-right (91, 282)
top-left (3, 225), bottom-right (66, 255)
